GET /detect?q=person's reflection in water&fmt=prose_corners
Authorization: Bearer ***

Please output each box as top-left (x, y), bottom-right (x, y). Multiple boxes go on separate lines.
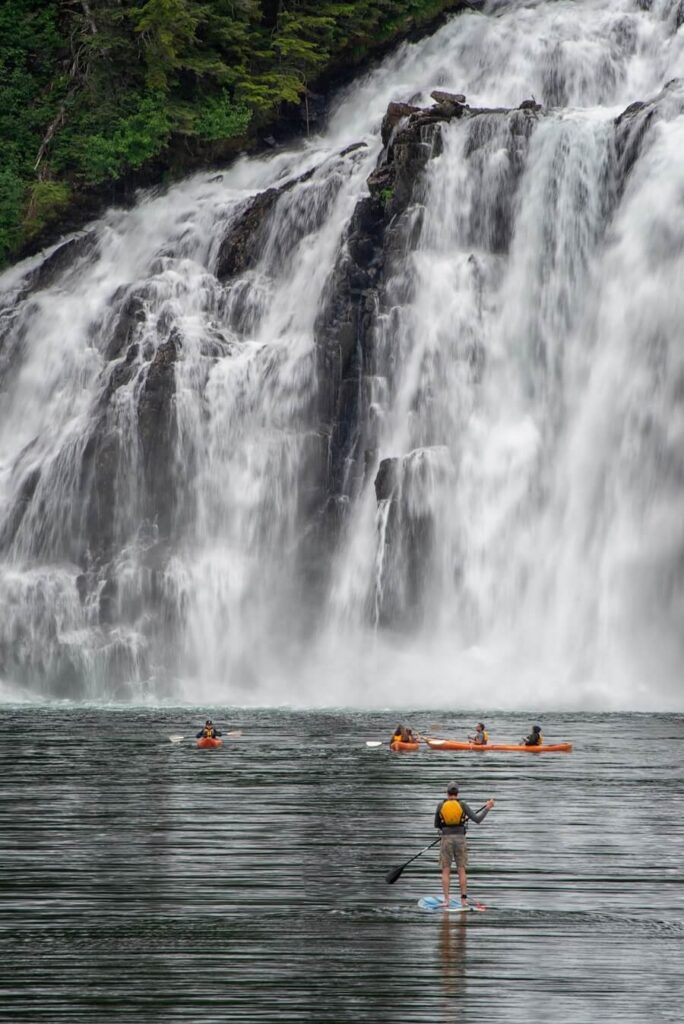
top-left (438, 912), bottom-right (468, 1007)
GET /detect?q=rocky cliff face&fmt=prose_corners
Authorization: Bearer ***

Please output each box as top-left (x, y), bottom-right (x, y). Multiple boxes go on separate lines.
top-left (1, 71), bottom-right (681, 694)
top-left (311, 91), bottom-right (543, 620)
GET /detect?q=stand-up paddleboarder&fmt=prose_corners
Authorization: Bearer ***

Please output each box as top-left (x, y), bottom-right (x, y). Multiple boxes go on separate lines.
top-left (435, 781), bottom-right (495, 908)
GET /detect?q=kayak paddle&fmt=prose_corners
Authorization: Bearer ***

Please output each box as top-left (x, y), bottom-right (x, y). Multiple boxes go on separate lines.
top-left (367, 734), bottom-right (424, 748)
top-left (169, 730), bottom-right (242, 743)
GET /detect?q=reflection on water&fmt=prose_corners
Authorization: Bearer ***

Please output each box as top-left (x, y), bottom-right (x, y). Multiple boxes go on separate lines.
top-left (1, 709), bottom-right (683, 1022)
top-left (438, 914), bottom-right (468, 1005)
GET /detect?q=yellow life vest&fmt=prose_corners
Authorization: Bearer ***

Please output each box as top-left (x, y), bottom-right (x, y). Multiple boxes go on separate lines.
top-left (392, 734), bottom-right (402, 744)
top-left (204, 727), bottom-right (215, 738)
top-left (440, 798), bottom-right (466, 827)
top-left (482, 730), bottom-right (489, 743)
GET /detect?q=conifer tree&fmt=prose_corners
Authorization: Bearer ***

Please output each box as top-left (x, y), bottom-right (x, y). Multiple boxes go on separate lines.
top-left (0, 0), bottom-right (466, 264)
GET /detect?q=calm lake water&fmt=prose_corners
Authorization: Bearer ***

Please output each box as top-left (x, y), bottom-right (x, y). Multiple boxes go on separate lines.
top-left (1, 708), bottom-right (683, 1022)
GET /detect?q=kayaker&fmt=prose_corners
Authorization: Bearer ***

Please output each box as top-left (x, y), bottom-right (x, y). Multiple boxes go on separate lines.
top-left (390, 724), bottom-right (418, 743)
top-left (468, 722), bottom-right (489, 745)
top-left (435, 781), bottom-right (495, 908)
top-left (523, 724), bottom-right (543, 746)
top-left (196, 719), bottom-right (223, 740)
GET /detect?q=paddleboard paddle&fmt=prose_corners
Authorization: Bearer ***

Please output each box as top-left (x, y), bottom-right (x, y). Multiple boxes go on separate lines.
top-left (385, 804), bottom-right (489, 884)
top-left (385, 838), bottom-right (440, 884)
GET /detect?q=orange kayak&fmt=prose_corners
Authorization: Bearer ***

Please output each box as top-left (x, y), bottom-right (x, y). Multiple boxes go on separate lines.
top-left (197, 737), bottom-right (223, 749)
top-left (425, 738), bottom-right (572, 753)
top-left (389, 740), bottom-right (420, 751)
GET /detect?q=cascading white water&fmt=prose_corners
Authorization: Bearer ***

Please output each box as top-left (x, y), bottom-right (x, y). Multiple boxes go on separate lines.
top-left (1, 0), bottom-right (683, 707)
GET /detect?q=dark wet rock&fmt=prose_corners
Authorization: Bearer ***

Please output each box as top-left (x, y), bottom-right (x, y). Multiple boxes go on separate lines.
top-left (105, 292), bottom-right (147, 360)
top-left (80, 325), bottom-right (180, 567)
top-left (214, 163), bottom-right (321, 281)
top-left (614, 80), bottom-right (684, 188)
top-left (102, 342), bottom-right (141, 400)
top-left (430, 90), bottom-right (466, 106)
top-left (431, 101), bottom-right (468, 119)
top-left (519, 98), bottom-right (542, 112)
top-left (99, 575), bottom-right (118, 625)
top-left (21, 232), bottom-right (97, 296)
top-left (137, 332), bottom-right (179, 537)
top-left (81, 426), bottom-right (121, 562)
top-left (314, 91), bottom-right (545, 572)
top-left (374, 457), bottom-right (400, 501)
top-left (384, 115), bottom-right (445, 212)
top-left (215, 187), bottom-right (291, 282)
top-left (315, 100), bottom-right (447, 526)
top-left (340, 141), bottom-right (368, 158)
top-left (366, 164), bottom-right (394, 199)
top-left (0, 465), bottom-right (41, 552)
top-left (464, 110), bottom-right (537, 253)
top-left (430, 90), bottom-right (468, 119)
top-left (214, 140), bottom-right (375, 285)
top-left (371, 448), bottom-right (448, 629)
top-left (381, 102), bottom-right (422, 146)
top-left (75, 573), bottom-right (88, 604)
top-left (614, 102), bottom-right (658, 184)
top-left (614, 100), bottom-right (647, 125)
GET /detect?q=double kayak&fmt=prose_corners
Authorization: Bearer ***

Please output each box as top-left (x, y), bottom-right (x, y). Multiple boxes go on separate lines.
top-left (197, 737), bottom-right (223, 749)
top-left (389, 740), bottom-right (420, 752)
top-left (425, 738), bottom-right (573, 753)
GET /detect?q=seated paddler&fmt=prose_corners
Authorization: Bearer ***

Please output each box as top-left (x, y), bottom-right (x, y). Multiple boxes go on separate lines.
top-left (522, 724), bottom-right (543, 746)
top-left (468, 722), bottom-right (489, 745)
top-left (196, 719), bottom-right (222, 739)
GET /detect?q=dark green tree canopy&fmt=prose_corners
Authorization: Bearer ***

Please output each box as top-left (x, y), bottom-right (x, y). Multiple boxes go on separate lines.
top-left (0, 0), bottom-right (465, 264)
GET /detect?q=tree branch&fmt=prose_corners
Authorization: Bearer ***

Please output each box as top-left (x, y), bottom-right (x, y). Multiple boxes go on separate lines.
top-left (80, 0), bottom-right (98, 36)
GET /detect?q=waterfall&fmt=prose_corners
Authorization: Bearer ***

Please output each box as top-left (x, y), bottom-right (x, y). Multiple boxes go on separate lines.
top-left (1, 0), bottom-right (683, 707)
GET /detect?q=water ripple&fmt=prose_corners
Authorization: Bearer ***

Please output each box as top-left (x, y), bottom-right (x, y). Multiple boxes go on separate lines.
top-left (1, 708), bottom-right (684, 1022)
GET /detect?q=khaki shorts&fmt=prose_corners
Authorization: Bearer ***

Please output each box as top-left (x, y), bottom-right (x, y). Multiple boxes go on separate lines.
top-left (440, 834), bottom-right (468, 869)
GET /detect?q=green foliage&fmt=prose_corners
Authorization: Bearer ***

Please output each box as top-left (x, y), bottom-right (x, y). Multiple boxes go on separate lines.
top-left (69, 97), bottom-right (172, 184)
top-left (0, 169), bottom-right (26, 264)
top-left (0, 0), bottom-right (466, 266)
top-left (23, 180), bottom-right (72, 241)
top-left (0, 0), bottom-right (67, 262)
top-left (130, 0), bottom-right (207, 91)
top-left (194, 93), bottom-right (252, 141)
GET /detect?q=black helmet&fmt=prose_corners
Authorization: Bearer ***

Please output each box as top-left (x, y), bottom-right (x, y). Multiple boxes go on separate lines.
top-left (532, 724), bottom-right (541, 732)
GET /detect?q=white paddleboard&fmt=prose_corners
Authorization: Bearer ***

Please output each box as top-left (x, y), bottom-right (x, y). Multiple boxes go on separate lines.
top-left (418, 896), bottom-right (486, 913)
